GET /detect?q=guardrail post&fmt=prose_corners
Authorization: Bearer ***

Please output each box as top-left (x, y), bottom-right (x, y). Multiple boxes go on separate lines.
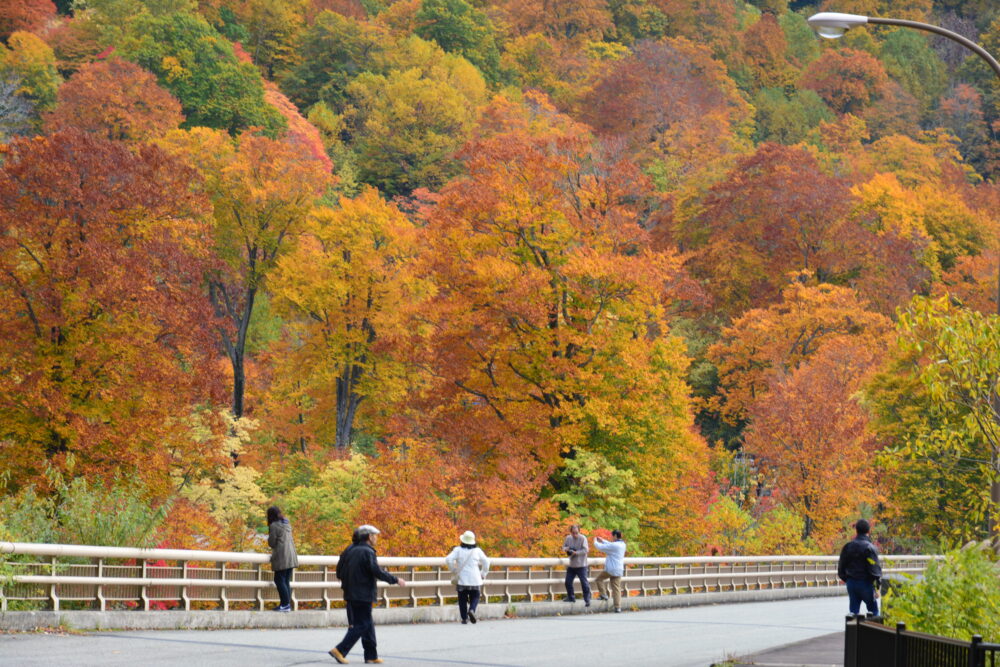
top-left (141, 559), bottom-right (149, 611)
top-left (322, 565), bottom-right (332, 611)
top-left (219, 562), bottom-right (228, 611)
top-left (49, 556), bottom-right (59, 611)
top-left (181, 561), bottom-right (191, 611)
top-left (255, 563), bottom-right (265, 611)
top-left (895, 622), bottom-right (906, 667)
top-left (970, 635), bottom-right (983, 667)
top-left (290, 568), bottom-right (297, 611)
top-left (845, 614), bottom-right (859, 667)
top-left (96, 558), bottom-right (105, 611)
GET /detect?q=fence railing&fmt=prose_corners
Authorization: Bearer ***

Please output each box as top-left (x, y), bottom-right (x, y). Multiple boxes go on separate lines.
top-left (845, 616), bottom-right (1000, 667)
top-left (0, 542), bottom-right (933, 612)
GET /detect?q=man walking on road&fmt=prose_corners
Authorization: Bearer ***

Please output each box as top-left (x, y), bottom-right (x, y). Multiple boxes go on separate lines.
top-left (594, 530), bottom-right (626, 613)
top-left (562, 524), bottom-right (591, 607)
top-left (837, 519), bottom-right (882, 619)
top-left (330, 525), bottom-right (407, 664)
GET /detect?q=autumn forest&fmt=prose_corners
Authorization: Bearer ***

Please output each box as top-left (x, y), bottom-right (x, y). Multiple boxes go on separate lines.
top-left (2, 0), bottom-right (1000, 558)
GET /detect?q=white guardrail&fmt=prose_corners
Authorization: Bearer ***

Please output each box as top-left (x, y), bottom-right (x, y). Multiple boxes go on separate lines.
top-left (0, 542), bottom-right (934, 612)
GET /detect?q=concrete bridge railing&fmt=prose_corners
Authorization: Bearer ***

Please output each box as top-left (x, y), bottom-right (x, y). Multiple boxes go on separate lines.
top-left (0, 542), bottom-right (933, 612)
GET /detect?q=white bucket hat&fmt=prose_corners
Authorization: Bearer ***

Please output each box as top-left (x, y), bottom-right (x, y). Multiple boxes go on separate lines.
top-left (460, 530), bottom-right (476, 545)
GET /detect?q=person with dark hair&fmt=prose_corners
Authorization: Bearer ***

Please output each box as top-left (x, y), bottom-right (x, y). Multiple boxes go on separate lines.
top-left (594, 530), bottom-right (627, 613)
top-left (329, 525), bottom-right (407, 665)
top-left (445, 530), bottom-right (490, 624)
top-left (837, 519), bottom-right (883, 618)
top-left (562, 524), bottom-right (591, 607)
top-left (266, 505), bottom-right (298, 612)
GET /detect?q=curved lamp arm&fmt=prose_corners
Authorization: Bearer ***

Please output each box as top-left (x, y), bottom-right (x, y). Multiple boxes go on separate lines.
top-left (867, 16), bottom-right (1000, 81)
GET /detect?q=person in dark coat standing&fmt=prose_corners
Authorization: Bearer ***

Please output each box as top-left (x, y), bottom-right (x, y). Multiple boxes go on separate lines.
top-left (267, 506), bottom-right (299, 612)
top-left (329, 525), bottom-right (407, 665)
top-left (837, 519), bottom-right (883, 618)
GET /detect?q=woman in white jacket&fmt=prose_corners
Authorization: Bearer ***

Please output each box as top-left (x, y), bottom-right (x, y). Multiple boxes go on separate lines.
top-left (445, 530), bottom-right (490, 624)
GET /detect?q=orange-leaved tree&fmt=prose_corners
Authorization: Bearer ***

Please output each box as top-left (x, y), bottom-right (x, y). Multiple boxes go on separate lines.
top-left (744, 337), bottom-right (885, 548)
top-left (707, 277), bottom-right (893, 430)
top-left (496, 0), bottom-right (613, 41)
top-left (44, 58), bottom-right (184, 143)
top-left (0, 131), bottom-right (223, 497)
top-left (800, 47), bottom-right (888, 116)
top-left (415, 94), bottom-right (711, 553)
top-left (679, 143), bottom-right (861, 315)
top-left (0, 0), bottom-right (55, 42)
top-left (578, 37), bottom-right (752, 188)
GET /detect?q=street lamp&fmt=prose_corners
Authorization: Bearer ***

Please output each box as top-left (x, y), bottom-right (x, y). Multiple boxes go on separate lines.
top-left (810, 11), bottom-right (1000, 537)
top-left (808, 11), bottom-right (1000, 314)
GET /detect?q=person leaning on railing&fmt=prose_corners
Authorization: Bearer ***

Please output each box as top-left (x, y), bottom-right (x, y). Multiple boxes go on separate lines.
top-left (837, 519), bottom-right (883, 619)
top-left (266, 505), bottom-right (299, 612)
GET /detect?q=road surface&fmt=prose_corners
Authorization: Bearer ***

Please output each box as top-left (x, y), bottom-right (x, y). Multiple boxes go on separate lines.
top-left (1, 595), bottom-right (848, 666)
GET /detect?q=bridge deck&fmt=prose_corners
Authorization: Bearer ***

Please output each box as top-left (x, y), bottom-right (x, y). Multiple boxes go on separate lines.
top-left (1, 595), bottom-right (846, 667)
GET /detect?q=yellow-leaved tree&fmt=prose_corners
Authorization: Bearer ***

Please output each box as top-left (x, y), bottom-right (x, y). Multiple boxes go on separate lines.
top-left (268, 187), bottom-right (429, 451)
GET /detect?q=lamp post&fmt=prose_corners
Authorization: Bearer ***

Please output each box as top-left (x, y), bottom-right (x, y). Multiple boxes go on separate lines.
top-left (809, 11), bottom-right (1000, 538)
top-left (808, 11), bottom-right (1000, 315)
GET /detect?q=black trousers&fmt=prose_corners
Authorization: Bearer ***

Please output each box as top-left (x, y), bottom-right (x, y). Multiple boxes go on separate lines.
top-left (337, 600), bottom-right (378, 661)
top-left (846, 579), bottom-right (879, 617)
top-left (273, 568), bottom-right (293, 607)
top-left (565, 566), bottom-right (591, 602)
top-left (457, 587), bottom-right (480, 621)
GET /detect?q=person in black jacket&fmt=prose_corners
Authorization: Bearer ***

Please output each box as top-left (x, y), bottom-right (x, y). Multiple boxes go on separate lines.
top-left (837, 519), bottom-right (882, 618)
top-left (329, 525), bottom-right (407, 664)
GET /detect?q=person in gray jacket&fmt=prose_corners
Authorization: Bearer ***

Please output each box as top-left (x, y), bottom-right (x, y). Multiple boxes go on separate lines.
top-left (562, 524), bottom-right (591, 606)
top-left (267, 506), bottom-right (299, 612)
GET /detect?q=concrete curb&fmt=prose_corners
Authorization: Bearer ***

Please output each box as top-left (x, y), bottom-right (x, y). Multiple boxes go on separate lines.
top-left (0, 586), bottom-right (844, 632)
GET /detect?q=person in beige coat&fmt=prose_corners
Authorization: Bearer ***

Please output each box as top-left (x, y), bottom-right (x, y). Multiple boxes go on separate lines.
top-left (267, 505), bottom-right (299, 612)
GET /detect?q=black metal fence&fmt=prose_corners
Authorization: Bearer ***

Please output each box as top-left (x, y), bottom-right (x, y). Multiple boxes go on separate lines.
top-left (845, 615), bottom-right (1000, 667)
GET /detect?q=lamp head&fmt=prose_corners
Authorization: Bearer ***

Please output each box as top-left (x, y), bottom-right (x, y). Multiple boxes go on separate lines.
top-left (807, 12), bottom-right (869, 39)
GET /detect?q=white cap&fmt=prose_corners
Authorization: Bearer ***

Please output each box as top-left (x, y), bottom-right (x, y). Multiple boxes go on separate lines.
top-left (357, 524), bottom-right (381, 536)
top-left (460, 530), bottom-right (476, 545)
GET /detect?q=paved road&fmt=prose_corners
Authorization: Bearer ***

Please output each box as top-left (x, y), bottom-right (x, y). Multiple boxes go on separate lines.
top-left (735, 631), bottom-right (843, 666)
top-left (1, 595), bottom-right (848, 667)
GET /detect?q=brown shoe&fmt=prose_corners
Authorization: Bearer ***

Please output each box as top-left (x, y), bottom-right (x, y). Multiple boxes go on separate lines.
top-left (329, 647), bottom-right (349, 664)
top-left (365, 660), bottom-right (384, 664)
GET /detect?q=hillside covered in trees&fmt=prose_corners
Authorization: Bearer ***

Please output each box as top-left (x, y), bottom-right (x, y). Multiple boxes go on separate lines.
top-left (2, 0), bottom-right (1000, 557)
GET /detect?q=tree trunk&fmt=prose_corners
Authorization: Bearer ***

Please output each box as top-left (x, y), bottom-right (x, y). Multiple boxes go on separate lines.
top-left (229, 286), bottom-right (257, 419)
top-left (231, 348), bottom-right (245, 418)
top-left (991, 448), bottom-right (1000, 545)
top-left (335, 343), bottom-right (367, 450)
top-left (335, 367), bottom-right (362, 450)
